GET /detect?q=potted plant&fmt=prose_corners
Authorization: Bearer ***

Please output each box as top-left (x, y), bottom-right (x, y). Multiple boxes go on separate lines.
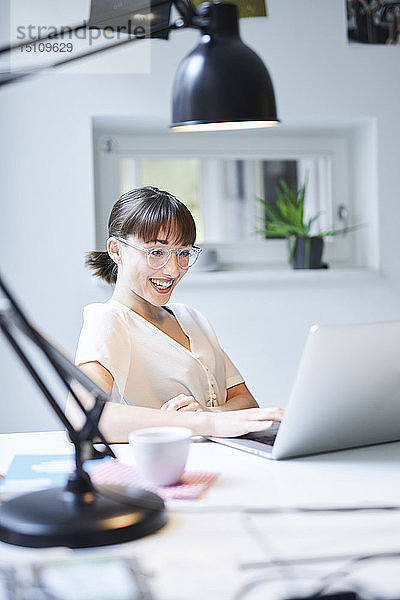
top-left (257, 179), bottom-right (359, 269)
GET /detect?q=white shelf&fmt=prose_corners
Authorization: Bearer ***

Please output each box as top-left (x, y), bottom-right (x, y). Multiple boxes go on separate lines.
top-left (179, 267), bottom-right (382, 287)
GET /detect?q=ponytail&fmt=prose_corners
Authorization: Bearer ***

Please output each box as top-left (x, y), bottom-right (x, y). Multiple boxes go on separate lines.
top-left (85, 251), bottom-right (118, 285)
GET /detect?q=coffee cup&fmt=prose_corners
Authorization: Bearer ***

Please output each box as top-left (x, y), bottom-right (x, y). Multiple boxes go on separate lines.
top-left (128, 427), bottom-right (192, 486)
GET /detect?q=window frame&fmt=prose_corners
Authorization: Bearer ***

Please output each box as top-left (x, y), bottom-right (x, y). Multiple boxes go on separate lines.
top-left (93, 125), bottom-right (362, 270)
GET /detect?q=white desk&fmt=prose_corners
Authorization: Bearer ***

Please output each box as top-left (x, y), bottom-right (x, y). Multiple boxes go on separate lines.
top-left (1, 431), bottom-right (400, 600)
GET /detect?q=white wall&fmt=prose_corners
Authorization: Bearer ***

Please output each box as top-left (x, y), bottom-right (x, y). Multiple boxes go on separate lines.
top-left (1, 0), bottom-right (400, 432)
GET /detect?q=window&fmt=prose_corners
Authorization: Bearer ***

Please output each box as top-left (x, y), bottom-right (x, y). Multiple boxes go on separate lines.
top-left (93, 121), bottom-right (375, 270)
top-left (121, 157), bottom-right (204, 240)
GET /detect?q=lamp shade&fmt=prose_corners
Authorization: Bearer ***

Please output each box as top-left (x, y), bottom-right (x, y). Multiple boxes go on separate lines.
top-left (170, 2), bottom-right (279, 131)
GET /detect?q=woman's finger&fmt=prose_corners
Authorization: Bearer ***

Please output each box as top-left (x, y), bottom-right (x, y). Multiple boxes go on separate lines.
top-left (160, 394), bottom-right (187, 410)
top-left (177, 405), bottom-right (197, 412)
top-left (241, 407), bottom-right (284, 422)
top-left (245, 419), bottom-right (274, 432)
top-left (161, 395), bottom-right (196, 411)
top-left (177, 401), bottom-right (204, 412)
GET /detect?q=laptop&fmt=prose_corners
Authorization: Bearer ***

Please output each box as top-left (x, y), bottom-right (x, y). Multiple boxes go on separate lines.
top-left (209, 321), bottom-right (400, 460)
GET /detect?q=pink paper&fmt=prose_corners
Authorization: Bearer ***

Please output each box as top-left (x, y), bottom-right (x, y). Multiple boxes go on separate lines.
top-left (90, 460), bottom-right (218, 500)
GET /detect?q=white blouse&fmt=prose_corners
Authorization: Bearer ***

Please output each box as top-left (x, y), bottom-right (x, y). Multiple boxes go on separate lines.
top-left (75, 300), bottom-right (244, 409)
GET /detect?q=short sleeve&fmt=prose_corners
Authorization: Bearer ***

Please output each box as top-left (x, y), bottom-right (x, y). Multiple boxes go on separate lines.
top-left (223, 349), bottom-right (245, 389)
top-left (75, 304), bottom-right (131, 399)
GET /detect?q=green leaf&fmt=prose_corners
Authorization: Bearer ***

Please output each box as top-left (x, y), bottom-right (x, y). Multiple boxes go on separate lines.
top-left (255, 184), bottom-right (362, 243)
top-left (320, 224), bottom-right (363, 237)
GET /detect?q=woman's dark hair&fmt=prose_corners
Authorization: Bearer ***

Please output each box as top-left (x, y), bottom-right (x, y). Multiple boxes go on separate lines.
top-left (86, 186), bottom-right (197, 284)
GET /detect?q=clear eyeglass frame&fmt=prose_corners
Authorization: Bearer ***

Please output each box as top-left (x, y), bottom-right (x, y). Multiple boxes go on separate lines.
top-left (114, 237), bottom-right (202, 269)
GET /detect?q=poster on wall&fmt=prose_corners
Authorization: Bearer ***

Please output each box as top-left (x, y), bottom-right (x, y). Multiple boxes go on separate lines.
top-left (192, 0), bottom-right (268, 18)
top-left (346, 0), bottom-right (400, 43)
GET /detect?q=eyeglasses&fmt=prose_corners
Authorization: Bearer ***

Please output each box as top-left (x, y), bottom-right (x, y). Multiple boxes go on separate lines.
top-left (115, 237), bottom-right (202, 269)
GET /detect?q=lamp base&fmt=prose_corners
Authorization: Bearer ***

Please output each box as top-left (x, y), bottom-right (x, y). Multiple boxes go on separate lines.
top-left (0, 485), bottom-right (167, 548)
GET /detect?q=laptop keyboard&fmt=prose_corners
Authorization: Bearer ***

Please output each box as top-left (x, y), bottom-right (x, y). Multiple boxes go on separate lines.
top-left (237, 422), bottom-right (281, 446)
top-left (207, 421), bottom-right (281, 459)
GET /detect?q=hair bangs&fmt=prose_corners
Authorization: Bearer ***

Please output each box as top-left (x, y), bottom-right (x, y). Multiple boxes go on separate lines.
top-left (120, 188), bottom-right (196, 246)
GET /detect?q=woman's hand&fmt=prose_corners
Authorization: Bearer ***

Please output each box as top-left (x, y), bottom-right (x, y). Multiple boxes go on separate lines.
top-left (208, 407), bottom-right (284, 438)
top-left (160, 394), bottom-right (209, 412)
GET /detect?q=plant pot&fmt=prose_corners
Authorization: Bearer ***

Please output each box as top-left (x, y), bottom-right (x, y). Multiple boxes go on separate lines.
top-left (289, 236), bottom-right (327, 269)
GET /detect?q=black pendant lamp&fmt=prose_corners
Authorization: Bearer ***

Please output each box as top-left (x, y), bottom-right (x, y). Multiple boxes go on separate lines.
top-left (171, 1), bottom-right (279, 131)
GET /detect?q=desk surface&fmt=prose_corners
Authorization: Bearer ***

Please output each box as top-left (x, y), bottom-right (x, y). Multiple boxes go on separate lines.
top-left (1, 431), bottom-right (400, 600)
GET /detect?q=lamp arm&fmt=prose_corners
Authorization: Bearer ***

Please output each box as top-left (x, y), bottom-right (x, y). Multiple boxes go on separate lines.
top-left (0, 0), bottom-right (203, 88)
top-left (0, 21), bottom-right (88, 56)
top-left (0, 20), bottom-right (180, 88)
top-left (0, 273), bottom-right (116, 464)
top-left (0, 273), bottom-right (106, 406)
top-left (50, 23), bottom-right (177, 70)
top-left (0, 0), bottom-right (182, 56)
top-left (0, 313), bottom-right (77, 436)
top-left (0, 310), bottom-right (115, 465)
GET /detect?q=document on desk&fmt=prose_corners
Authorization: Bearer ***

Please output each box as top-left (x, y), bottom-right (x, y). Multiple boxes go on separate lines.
top-left (0, 556), bottom-right (154, 600)
top-left (239, 510), bottom-right (400, 599)
top-left (0, 454), bottom-right (110, 499)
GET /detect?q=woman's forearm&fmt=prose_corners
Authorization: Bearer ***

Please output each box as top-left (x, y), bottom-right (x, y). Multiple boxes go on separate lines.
top-left (213, 393), bottom-right (259, 412)
top-left (214, 382), bottom-right (259, 412)
top-left (96, 402), bottom-right (282, 442)
top-left (99, 402), bottom-right (212, 442)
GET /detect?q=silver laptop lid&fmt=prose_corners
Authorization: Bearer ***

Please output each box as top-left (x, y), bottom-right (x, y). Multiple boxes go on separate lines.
top-left (272, 321), bottom-right (400, 460)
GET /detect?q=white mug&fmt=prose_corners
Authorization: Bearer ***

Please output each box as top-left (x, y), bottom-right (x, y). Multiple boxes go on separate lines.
top-left (128, 427), bottom-right (193, 486)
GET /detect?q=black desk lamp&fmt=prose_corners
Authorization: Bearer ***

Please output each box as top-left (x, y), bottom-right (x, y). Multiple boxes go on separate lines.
top-left (0, 0), bottom-right (279, 130)
top-left (0, 273), bottom-right (168, 548)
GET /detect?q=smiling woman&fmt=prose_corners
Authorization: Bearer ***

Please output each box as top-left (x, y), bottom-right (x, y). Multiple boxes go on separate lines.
top-left (66, 186), bottom-right (283, 442)
top-left (86, 186), bottom-right (197, 285)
